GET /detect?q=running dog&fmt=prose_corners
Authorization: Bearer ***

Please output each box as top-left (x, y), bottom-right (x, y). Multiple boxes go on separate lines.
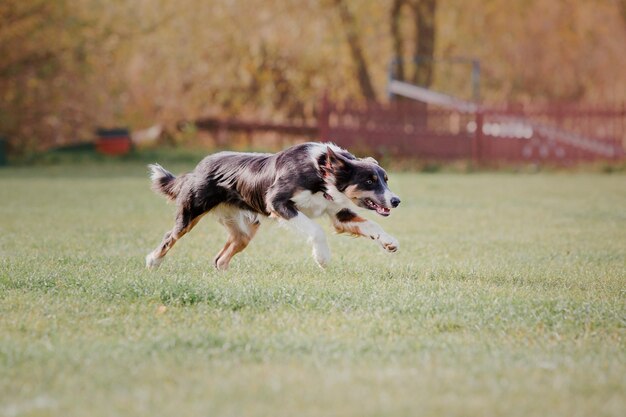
top-left (146, 142), bottom-right (401, 270)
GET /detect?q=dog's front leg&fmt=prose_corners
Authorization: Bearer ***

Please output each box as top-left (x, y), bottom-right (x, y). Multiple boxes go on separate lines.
top-left (268, 186), bottom-right (331, 268)
top-left (277, 212), bottom-right (331, 268)
top-left (332, 209), bottom-right (399, 253)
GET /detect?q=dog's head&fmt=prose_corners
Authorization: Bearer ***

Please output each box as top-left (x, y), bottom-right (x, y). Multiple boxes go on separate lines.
top-left (322, 147), bottom-right (401, 217)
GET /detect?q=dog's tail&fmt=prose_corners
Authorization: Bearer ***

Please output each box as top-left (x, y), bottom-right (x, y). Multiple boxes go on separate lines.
top-left (148, 164), bottom-right (185, 201)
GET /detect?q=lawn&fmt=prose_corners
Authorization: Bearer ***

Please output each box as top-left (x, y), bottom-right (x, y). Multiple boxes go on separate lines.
top-left (0, 162), bottom-right (624, 417)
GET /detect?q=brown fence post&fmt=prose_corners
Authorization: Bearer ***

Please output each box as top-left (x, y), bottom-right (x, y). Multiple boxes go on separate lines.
top-left (622, 102), bottom-right (626, 156)
top-left (473, 110), bottom-right (484, 164)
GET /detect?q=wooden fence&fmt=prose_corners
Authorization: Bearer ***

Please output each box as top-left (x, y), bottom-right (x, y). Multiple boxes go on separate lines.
top-left (318, 99), bottom-right (626, 163)
top-left (191, 100), bottom-right (626, 163)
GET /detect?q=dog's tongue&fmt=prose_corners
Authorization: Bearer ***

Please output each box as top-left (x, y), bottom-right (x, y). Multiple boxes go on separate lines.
top-left (376, 206), bottom-right (390, 215)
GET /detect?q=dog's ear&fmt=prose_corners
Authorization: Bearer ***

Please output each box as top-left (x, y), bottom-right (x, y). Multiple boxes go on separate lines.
top-left (322, 146), bottom-right (346, 176)
top-left (361, 156), bottom-right (379, 165)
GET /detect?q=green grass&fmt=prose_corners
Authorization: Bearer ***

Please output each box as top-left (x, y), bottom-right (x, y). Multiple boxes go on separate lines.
top-left (0, 163), bottom-right (624, 417)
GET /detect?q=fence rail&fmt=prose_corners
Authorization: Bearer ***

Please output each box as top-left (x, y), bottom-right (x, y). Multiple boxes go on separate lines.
top-left (190, 100), bottom-right (626, 163)
top-left (318, 99), bottom-right (626, 163)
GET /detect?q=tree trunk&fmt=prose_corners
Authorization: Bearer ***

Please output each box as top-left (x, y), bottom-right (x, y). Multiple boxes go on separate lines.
top-left (411, 0), bottom-right (437, 87)
top-left (390, 0), bottom-right (405, 82)
top-left (333, 0), bottom-right (377, 101)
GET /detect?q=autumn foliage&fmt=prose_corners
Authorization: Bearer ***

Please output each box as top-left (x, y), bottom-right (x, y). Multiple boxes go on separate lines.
top-left (1, 0), bottom-right (625, 151)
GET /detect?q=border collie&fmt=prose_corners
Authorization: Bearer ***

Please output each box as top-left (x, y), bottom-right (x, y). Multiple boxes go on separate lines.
top-left (146, 142), bottom-right (401, 270)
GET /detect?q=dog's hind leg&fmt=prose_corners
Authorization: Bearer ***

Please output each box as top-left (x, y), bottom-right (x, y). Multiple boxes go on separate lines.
top-left (146, 207), bottom-right (205, 269)
top-left (213, 213), bottom-right (260, 271)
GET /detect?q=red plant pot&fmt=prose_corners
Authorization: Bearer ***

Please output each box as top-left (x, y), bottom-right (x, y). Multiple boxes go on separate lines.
top-left (95, 136), bottom-right (132, 156)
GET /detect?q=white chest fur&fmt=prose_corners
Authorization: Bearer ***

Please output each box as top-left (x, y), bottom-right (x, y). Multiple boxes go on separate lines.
top-left (291, 188), bottom-right (358, 218)
top-left (291, 191), bottom-right (332, 218)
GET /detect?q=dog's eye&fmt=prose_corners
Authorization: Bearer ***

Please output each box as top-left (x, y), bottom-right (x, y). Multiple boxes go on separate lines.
top-left (365, 179), bottom-right (373, 185)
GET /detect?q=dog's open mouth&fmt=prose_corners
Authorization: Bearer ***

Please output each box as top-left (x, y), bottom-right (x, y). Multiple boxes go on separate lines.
top-left (363, 198), bottom-right (391, 216)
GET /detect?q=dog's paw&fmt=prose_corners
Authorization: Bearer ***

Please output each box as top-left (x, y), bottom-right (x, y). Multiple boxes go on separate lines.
top-left (379, 234), bottom-right (399, 253)
top-left (313, 244), bottom-right (331, 268)
top-left (214, 257), bottom-right (230, 271)
top-left (145, 253), bottom-right (163, 269)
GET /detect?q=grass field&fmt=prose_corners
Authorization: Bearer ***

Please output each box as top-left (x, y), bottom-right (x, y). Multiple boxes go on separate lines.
top-left (1, 162), bottom-right (625, 417)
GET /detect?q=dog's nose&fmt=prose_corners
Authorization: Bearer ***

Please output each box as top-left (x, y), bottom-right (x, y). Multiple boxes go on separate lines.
top-left (390, 197), bottom-right (401, 208)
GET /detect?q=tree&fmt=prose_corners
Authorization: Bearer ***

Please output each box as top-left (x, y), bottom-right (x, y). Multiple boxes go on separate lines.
top-left (0, 0), bottom-right (77, 151)
top-left (1, 0), bottom-right (625, 153)
top-left (390, 0), bottom-right (437, 87)
top-left (332, 0), bottom-right (378, 101)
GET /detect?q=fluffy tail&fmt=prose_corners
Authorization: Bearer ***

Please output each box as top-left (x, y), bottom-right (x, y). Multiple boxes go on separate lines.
top-left (148, 164), bottom-right (184, 201)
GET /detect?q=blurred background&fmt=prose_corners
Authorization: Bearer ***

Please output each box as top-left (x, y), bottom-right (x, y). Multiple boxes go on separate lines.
top-left (1, 0), bottom-right (625, 164)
